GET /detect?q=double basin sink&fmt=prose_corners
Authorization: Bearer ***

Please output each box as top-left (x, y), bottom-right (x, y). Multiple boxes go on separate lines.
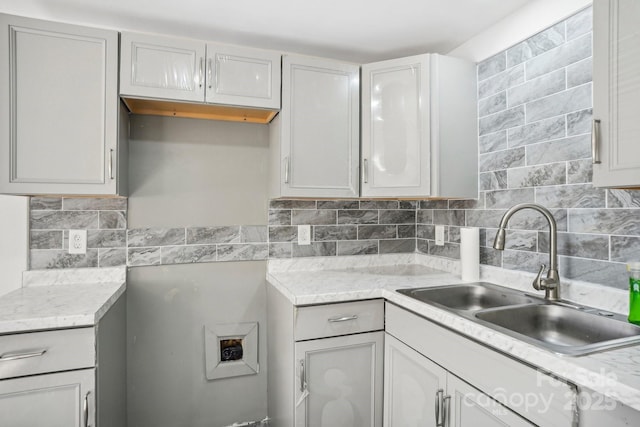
top-left (398, 282), bottom-right (640, 356)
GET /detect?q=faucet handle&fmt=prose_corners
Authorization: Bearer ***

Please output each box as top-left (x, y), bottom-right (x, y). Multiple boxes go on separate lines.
top-left (533, 264), bottom-right (547, 291)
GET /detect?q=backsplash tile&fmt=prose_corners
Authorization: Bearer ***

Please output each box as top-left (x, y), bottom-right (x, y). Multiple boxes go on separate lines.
top-left (29, 197), bottom-right (127, 269)
top-left (29, 196), bottom-right (417, 269)
top-left (417, 6), bottom-right (640, 289)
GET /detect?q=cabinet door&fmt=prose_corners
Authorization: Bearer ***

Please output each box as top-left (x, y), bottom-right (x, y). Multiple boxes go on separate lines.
top-left (361, 55), bottom-right (431, 197)
top-left (295, 331), bottom-right (383, 427)
top-left (120, 31), bottom-right (205, 102)
top-left (383, 334), bottom-right (446, 427)
top-left (0, 14), bottom-right (119, 195)
top-left (593, 0), bottom-right (640, 187)
top-left (280, 55), bottom-right (359, 198)
top-left (0, 368), bottom-right (95, 427)
top-left (205, 43), bottom-right (280, 109)
top-left (447, 374), bottom-right (534, 427)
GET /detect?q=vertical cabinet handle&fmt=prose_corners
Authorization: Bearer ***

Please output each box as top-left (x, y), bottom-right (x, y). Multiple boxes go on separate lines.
top-left (207, 58), bottom-right (213, 90)
top-left (299, 359), bottom-right (306, 392)
top-left (108, 149), bottom-right (114, 180)
top-left (363, 158), bottom-right (369, 184)
top-left (83, 390), bottom-right (91, 427)
top-left (443, 395), bottom-right (451, 427)
top-left (199, 57), bottom-right (204, 88)
top-left (592, 119), bottom-right (601, 165)
top-left (284, 156), bottom-right (290, 184)
top-left (434, 389), bottom-right (444, 427)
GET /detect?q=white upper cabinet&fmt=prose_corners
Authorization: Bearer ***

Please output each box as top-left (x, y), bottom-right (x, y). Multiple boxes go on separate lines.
top-left (120, 32), bottom-right (281, 110)
top-left (361, 54), bottom-right (477, 198)
top-left (120, 32), bottom-right (205, 102)
top-left (270, 55), bottom-right (360, 198)
top-left (362, 55), bottom-right (430, 198)
top-left (0, 14), bottom-right (124, 195)
top-left (593, 0), bottom-right (640, 187)
top-left (205, 43), bottom-right (280, 109)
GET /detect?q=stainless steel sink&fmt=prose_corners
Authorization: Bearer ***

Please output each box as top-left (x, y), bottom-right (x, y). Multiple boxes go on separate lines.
top-left (397, 282), bottom-right (640, 356)
top-left (397, 282), bottom-right (537, 312)
top-left (475, 304), bottom-right (640, 356)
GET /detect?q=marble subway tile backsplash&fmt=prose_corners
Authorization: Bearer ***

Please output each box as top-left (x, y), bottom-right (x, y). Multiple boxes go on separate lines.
top-left (267, 199), bottom-right (416, 258)
top-left (28, 197), bottom-right (416, 269)
top-left (30, 197), bottom-right (128, 269)
top-left (417, 6), bottom-right (640, 289)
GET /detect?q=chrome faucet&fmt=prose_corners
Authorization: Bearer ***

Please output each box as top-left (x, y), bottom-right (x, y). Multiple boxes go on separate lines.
top-left (493, 203), bottom-right (560, 301)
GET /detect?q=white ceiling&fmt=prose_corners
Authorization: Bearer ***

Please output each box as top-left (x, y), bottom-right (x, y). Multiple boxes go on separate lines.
top-left (3, 0), bottom-right (535, 62)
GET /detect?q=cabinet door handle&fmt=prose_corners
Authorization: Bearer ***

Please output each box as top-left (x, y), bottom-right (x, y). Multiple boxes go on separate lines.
top-left (284, 156), bottom-right (290, 184)
top-left (443, 395), bottom-right (451, 427)
top-left (592, 119), bottom-right (602, 165)
top-left (299, 359), bottom-right (306, 392)
top-left (363, 158), bottom-right (369, 184)
top-left (328, 315), bottom-right (358, 323)
top-left (84, 390), bottom-right (91, 427)
top-left (207, 58), bottom-right (213, 90)
top-left (0, 349), bottom-right (46, 361)
top-left (108, 149), bottom-right (114, 180)
top-left (199, 57), bottom-right (204, 88)
top-left (435, 389), bottom-right (444, 427)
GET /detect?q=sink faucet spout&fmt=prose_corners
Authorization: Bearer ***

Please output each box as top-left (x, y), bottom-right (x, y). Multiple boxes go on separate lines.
top-left (492, 203), bottom-right (560, 301)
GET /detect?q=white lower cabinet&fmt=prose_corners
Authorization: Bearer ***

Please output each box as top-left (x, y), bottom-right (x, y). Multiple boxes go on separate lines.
top-left (0, 369), bottom-right (95, 427)
top-left (295, 332), bottom-right (383, 427)
top-left (0, 294), bottom-right (125, 427)
top-left (384, 334), bottom-right (533, 427)
top-left (266, 284), bottom-right (384, 427)
top-left (385, 302), bottom-right (577, 427)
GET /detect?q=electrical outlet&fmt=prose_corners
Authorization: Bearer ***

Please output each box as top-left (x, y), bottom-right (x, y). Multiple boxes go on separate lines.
top-left (68, 229), bottom-right (87, 254)
top-left (298, 225), bottom-right (311, 245)
top-left (435, 225), bottom-right (445, 246)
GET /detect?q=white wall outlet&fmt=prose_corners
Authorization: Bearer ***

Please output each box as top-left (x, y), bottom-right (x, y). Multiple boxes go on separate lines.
top-left (435, 225), bottom-right (445, 246)
top-left (298, 225), bottom-right (311, 245)
top-left (68, 229), bottom-right (87, 254)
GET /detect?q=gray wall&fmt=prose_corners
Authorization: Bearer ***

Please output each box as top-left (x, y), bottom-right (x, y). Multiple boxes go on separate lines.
top-left (126, 115), bottom-right (270, 427)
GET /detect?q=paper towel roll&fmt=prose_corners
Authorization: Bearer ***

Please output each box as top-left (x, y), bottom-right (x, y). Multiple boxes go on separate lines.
top-left (460, 227), bottom-right (480, 281)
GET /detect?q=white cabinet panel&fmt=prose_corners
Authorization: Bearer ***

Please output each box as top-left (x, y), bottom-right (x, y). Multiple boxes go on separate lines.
top-left (448, 375), bottom-right (534, 427)
top-left (362, 55), bottom-right (430, 197)
top-left (383, 334), bottom-right (445, 427)
top-left (0, 14), bottom-right (121, 195)
top-left (206, 43), bottom-right (280, 109)
top-left (271, 55), bottom-right (359, 198)
top-left (120, 32), bottom-right (205, 102)
top-left (593, 0), bottom-right (640, 187)
top-left (295, 331), bottom-right (383, 427)
top-left (0, 368), bottom-right (95, 427)
top-left (361, 54), bottom-right (477, 198)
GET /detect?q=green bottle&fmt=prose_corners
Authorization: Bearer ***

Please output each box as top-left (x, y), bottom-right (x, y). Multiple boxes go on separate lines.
top-left (628, 262), bottom-right (640, 325)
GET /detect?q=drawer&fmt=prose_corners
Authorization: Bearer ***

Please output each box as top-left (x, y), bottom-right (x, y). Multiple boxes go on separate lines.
top-left (0, 328), bottom-right (95, 380)
top-left (294, 299), bottom-right (384, 341)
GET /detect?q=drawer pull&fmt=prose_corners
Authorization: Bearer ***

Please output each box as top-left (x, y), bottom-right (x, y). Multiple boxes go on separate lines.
top-left (328, 315), bottom-right (358, 323)
top-left (0, 349), bottom-right (47, 361)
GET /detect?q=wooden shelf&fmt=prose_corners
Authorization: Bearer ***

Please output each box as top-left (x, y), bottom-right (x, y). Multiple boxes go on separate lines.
top-left (122, 97), bottom-right (278, 124)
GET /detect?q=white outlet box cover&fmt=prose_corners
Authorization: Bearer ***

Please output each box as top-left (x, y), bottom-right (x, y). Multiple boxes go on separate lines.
top-left (68, 229), bottom-right (87, 254)
top-left (298, 225), bottom-right (311, 245)
top-left (435, 225), bottom-right (445, 246)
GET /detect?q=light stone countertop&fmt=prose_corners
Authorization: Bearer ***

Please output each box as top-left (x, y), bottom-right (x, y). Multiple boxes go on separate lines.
top-left (267, 253), bottom-right (640, 412)
top-left (0, 266), bottom-right (126, 334)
